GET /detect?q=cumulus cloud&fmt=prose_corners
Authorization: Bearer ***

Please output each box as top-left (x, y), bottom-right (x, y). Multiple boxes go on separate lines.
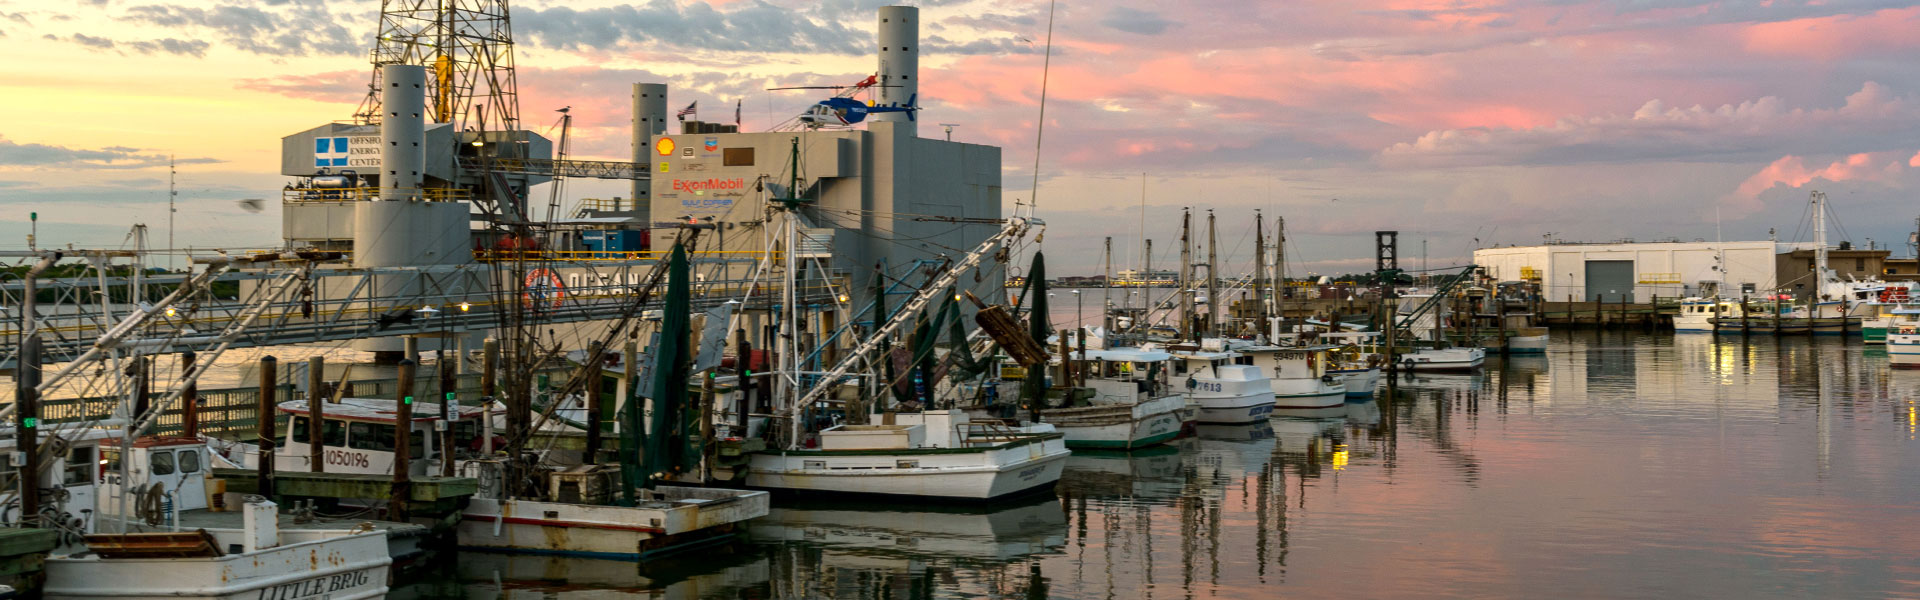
top-left (117, 3), bottom-right (360, 56)
top-left (0, 136), bottom-right (219, 169)
top-left (1732, 152), bottom-right (1908, 200)
top-left (1378, 82), bottom-right (1920, 168)
top-left (1101, 7), bottom-right (1174, 35)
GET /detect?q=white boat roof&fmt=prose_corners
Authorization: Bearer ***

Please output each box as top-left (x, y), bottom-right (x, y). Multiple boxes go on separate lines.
top-left (278, 397), bottom-right (488, 423)
top-left (1075, 349), bottom-right (1170, 362)
top-left (1167, 350), bottom-right (1237, 359)
top-left (1892, 307), bottom-right (1920, 315)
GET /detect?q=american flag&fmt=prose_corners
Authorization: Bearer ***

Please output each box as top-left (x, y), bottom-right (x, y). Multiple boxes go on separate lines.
top-left (676, 101), bottom-right (697, 121)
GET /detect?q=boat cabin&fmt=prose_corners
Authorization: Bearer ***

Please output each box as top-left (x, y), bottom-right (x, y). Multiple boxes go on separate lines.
top-left (1232, 344), bottom-right (1336, 381)
top-left (1071, 349), bottom-right (1174, 404)
top-left (0, 424), bottom-right (114, 532)
top-left (273, 397), bottom-right (490, 477)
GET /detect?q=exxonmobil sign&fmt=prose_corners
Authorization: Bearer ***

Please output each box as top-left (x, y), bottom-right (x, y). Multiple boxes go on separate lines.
top-left (671, 178), bottom-right (745, 193)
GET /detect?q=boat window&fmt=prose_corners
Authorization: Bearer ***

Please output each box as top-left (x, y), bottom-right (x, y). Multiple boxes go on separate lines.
top-left (289, 416), bottom-right (347, 447)
top-left (452, 420), bottom-right (481, 451)
top-left (177, 449), bottom-right (201, 474)
top-left (1174, 362), bottom-right (1188, 376)
top-left (150, 450), bottom-right (175, 476)
top-left (102, 448), bottom-right (121, 475)
top-left (349, 422), bottom-right (397, 452)
top-left (64, 446), bottom-right (93, 486)
top-left (896, 460), bottom-right (918, 469)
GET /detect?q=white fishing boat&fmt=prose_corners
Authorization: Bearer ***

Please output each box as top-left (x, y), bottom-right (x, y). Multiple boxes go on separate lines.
top-left (1314, 331), bottom-right (1385, 397)
top-left (1232, 343), bottom-right (1348, 409)
top-left (745, 410), bottom-right (1071, 501)
top-left (221, 396), bottom-right (770, 560)
top-left (1673, 297), bottom-right (1737, 333)
top-left (1504, 327), bottom-right (1550, 353)
top-left (1161, 344), bottom-right (1277, 423)
top-left (47, 499), bottom-right (392, 600)
top-left (1887, 320), bottom-right (1920, 368)
top-left (40, 436), bottom-right (399, 600)
top-left (456, 486), bottom-right (770, 560)
top-left (1038, 349), bottom-right (1185, 449)
top-left (1398, 346), bottom-right (1486, 372)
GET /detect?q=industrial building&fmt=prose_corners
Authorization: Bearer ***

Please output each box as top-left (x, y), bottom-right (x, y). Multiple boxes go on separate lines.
top-left (1473, 241), bottom-right (1790, 302)
top-left (264, 4), bottom-right (999, 355)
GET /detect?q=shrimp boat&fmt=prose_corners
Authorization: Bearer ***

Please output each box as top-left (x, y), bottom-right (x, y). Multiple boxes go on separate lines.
top-left (1233, 342), bottom-right (1348, 409)
top-left (17, 432), bottom-right (402, 600)
top-left (1313, 331), bottom-right (1385, 397)
top-left (744, 212), bottom-right (1070, 501)
top-left (1161, 343), bottom-right (1277, 423)
top-left (218, 393), bottom-right (770, 560)
top-left (1036, 349), bottom-right (1186, 449)
top-left (1886, 315), bottom-right (1920, 368)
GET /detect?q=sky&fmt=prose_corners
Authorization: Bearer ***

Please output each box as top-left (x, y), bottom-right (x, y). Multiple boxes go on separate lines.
top-left (2, 0), bottom-right (1919, 277)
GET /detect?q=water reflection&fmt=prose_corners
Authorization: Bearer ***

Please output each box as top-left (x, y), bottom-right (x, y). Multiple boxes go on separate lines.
top-left (430, 331), bottom-right (1920, 598)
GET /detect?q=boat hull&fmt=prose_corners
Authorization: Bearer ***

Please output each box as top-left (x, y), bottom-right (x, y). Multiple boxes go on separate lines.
top-left (1400, 348), bottom-right (1486, 372)
top-left (1040, 395), bottom-right (1185, 449)
top-left (744, 436), bottom-right (1071, 501)
top-left (1890, 336), bottom-right (1920, 368)
top-left (46, 531), bottom-right (390, 600)
top-left (1192, 391), bottom-right (1276, 424)
top-left (1329, 368), bottom-right (1379, 398)
top-left (1503, 334), bottom-right (1549, 354)
top-left (456, 486), bottom-right (771, 560)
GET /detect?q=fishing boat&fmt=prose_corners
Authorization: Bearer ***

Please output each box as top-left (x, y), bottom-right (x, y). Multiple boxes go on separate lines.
top-left (1674, 297), bottom-right (1737, 333)
top-left (1398, 346), bottom-right (1487, 372)
top-left (47, 498), bottom-right (392, 600)
top-left (1161, 344), bottom-right (1277, 423)
top-left (36, 435), bottom-right (402, 600)
top-left (1232, 343), bottom-right (1348, 409)
top-left (1314, 331), bottom-right (1385, 397)
top-left (220, 391), bottom-right (770, 560)
top-left (744, 409), bottom-right (1070, 501)
top-left (1036, 349), bottom-right (1185, 449)
top-left (1887, 319), bottom-right (1920, 368)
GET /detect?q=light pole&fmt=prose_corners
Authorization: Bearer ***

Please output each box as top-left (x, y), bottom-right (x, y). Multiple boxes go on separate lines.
top-left (1072, 290), bottom-right (1083, 331)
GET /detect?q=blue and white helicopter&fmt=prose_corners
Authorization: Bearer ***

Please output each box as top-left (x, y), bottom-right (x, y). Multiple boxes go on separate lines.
top-left (770, 75), bottom-right (919, 129)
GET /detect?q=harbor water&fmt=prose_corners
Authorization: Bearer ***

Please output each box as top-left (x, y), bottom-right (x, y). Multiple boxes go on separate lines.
top-left (412, 330), bottom-right (1919, 598)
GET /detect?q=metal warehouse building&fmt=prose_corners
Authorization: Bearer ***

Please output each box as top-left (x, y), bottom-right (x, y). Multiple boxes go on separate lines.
top-left (1472, 241), bottom-right (1791, 303)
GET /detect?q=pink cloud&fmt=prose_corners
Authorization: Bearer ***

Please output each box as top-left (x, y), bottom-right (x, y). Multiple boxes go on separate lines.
top-left (1911, 151), bottom-right (1920, 167)
top-left (1731, 152), bottom-right (1905, 201)
top-left (1742, 7), bottom-right (1920, 60)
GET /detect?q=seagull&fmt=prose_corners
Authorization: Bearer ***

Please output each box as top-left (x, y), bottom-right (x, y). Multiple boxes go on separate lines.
top-left (237, 199), bottom-right (264, 213)
top-left (556, 106), bottom-right (570, 113)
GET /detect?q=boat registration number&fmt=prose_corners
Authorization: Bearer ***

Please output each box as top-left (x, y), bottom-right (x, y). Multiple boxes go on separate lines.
top-left (324, 450), bottom-right (371, 468)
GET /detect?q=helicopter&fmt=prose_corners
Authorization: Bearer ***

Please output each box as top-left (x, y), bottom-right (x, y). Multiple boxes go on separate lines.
top-left (768, 75), bottom-right (918, 129)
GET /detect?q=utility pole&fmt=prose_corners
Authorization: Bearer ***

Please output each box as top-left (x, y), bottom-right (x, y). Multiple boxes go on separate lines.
top-left (1179, 209), bottom-right (1194, 340)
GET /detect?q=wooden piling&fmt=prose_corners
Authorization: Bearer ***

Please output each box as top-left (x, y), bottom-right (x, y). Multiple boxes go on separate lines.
top-left (256, 355), bottom-right (277, 500)
top-left (16, 335), bottom-right (42, 526)
top-left (391, 359), bottom-right (415, 522)
top-left (584, 340), bottom-right (604, 463)
top-left (308, 355), bottom-right (325, 473)
top-left (181, 351), bottom-right (199, 438)
top-left (438, 355), bottom-right (455, 477)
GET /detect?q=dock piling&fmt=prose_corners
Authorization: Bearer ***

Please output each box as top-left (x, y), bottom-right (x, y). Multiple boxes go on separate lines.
top-left (256, 356), bottom-right (278, 500)
top-left (392, 359), bottom-right (415, 522)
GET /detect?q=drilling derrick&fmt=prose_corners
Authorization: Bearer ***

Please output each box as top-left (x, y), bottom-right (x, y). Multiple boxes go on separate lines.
top-left (355, 0), bottom-right (521, 135)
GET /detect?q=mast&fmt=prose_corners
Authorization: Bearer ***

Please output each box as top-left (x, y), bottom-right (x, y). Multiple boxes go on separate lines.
top-left (1254, 210), bottom-right (1268, 339)
top-left (1103, 236), bottom-right (1113, 335)
top-left (1813, 190), bottom-right (1831, 300)
top-left (1276, 215), bottom-right (1287, 340)
top-left (1206, 210), bottom-right (1219, 338)
top-left (1179, 209), bottom-right (1193, 339)
top-left (1143, 239), bottom-right (1152, 330)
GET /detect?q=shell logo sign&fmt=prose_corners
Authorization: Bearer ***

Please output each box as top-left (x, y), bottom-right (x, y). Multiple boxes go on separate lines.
top-left (655, 137), bottom-right (676, 157)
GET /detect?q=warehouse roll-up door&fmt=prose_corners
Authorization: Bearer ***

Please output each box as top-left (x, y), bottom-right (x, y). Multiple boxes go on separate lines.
top-left (1585, 260), bottom-right (1634, 302)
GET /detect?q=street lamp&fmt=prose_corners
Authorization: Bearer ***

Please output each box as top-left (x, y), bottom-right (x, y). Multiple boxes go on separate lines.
top-left (1071, 290), bottom-right (1083, 331)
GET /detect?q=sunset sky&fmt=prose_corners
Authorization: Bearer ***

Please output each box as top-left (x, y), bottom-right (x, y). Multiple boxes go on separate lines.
top-left (3, 0), bottom-right (1919, 276)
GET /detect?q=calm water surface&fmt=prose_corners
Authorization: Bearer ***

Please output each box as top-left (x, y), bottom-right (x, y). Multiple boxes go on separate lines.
top-left (413, 331), bottom-right (1920, 599)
